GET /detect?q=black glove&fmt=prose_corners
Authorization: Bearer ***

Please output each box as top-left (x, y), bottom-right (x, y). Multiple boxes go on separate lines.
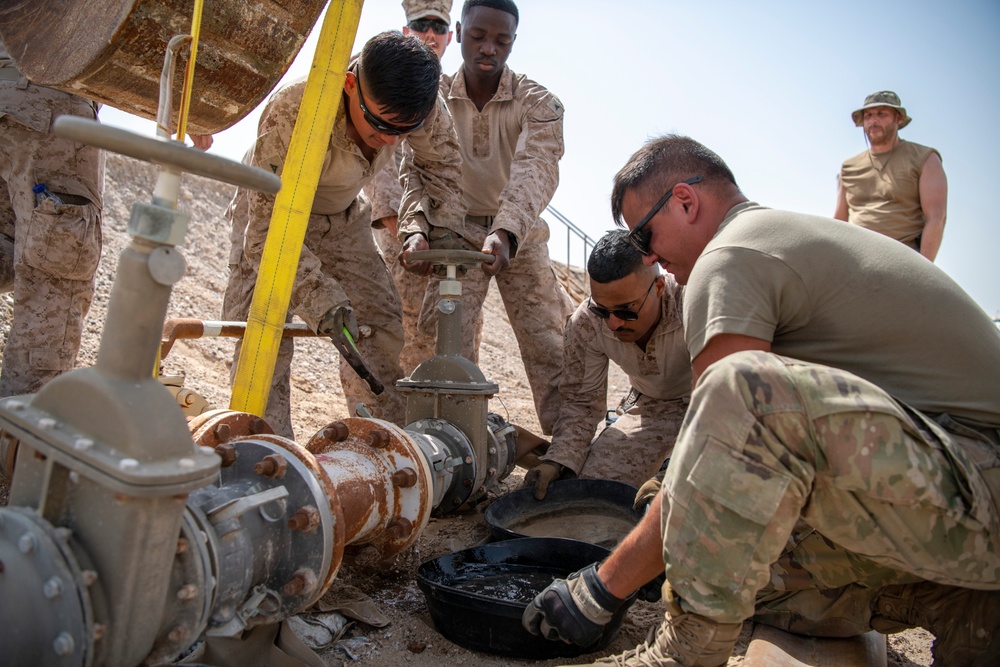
top-left (317, 303), bottom-right (359, 342)
top-left (522, 563), bottom-right (626, 647)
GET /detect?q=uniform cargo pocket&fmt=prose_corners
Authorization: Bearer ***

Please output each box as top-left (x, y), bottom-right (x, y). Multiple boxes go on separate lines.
top-left (24, 200), bottom-right (102, 281)
top-left (669, 437), bottom-right (795, 591)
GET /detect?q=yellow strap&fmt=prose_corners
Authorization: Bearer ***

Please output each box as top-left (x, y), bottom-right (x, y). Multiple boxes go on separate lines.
top-left (154, 0), bottom-right (204, 380)
top-left (230, 1), bottom-right (364, 417)
top-left (175, 0), bottom-right (204, 143)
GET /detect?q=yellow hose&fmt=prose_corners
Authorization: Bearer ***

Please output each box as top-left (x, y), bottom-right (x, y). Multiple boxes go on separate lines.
top-left (230, 1), bottom-right (364, 417)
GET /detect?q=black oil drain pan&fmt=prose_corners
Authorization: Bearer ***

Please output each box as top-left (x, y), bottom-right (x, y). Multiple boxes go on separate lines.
top-left (416, 537), bottom-right (634, 659)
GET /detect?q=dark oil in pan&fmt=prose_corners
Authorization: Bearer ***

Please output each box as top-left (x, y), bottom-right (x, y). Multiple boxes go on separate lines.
top-left (444, 562), bottom-right (566, 604)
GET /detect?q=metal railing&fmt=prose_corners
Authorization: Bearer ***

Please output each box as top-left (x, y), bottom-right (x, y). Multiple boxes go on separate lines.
top-left (545, 204), bottom-right (597, 304)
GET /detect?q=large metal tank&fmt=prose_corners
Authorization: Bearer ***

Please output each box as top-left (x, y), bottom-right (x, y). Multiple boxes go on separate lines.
top-left (0, 0), bottom-right (328, 134)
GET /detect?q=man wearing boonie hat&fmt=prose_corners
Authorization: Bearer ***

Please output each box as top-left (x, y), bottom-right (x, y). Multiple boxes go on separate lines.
top-left (834, 90), bottom-right (948, 261)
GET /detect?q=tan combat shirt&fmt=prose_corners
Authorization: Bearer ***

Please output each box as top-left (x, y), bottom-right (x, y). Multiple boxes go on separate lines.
top-left (543, 277), bottom-right (692, 473)
top-left (840, 139), bottom-right (940, 247)
top-left (398, 65), bottom-right (564, 248)
top-left (686, 202), bottom-right (1000, 427)
top-left (227, 76), bottom-right (464, 329)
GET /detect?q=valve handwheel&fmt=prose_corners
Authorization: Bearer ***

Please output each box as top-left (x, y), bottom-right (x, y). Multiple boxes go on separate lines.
top-left (53, 116), bottom-right (281, 194)
top-left (403, 249), bottom-right (496, 269)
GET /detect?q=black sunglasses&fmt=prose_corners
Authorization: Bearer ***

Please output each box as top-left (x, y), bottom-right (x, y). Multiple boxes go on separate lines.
top-left (587, 278), bottom-right (658, 321)
top-left (626, 176), bottom-right (704, 255)
top-left (409, 18), bottom-right (449, 35)
top-left (353, 65), bottom-right (425, 136)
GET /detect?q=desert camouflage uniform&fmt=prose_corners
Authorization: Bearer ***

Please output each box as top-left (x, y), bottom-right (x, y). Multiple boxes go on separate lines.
top-left (398, 65), bottom-right (574, 434)
top-left (662, 204), bottom-right (1000, 632)
top-left (223, 76), bottom-right (464, 438)
top-left (0, 43), bottom-right (104, 396)
top-left (540, 276), bottom-right (691, 488)
top-left (367, 146), bottom-right (435, 374)
top-left (662, 351), bottom-right (1000, 627)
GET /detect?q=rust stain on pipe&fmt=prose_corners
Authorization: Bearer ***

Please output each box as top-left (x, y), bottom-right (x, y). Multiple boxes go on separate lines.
top-left (0, 0), bottom-right (329, 134)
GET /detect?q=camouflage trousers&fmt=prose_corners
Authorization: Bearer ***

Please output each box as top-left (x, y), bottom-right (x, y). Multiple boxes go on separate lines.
top-left (579, 395), bottom-right (687, 489)
top-left (224, 199), bottom-right (405, 439)
top-left (0, 82), bottom-right (104, 396)
top-left (373, 226), bottom-right (435, 375)
top-left (419, 218), bottom-right (574, 435)
top-left (661, 351), bottom-right (1000, 627)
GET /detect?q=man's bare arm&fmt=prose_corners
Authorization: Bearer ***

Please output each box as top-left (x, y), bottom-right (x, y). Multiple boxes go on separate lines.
top-left (833, 174), bottom-right (849, 221)
top-left (595, 487), bottom-right (672, 598)
top-left (918, 152), bottom-right (947, 262)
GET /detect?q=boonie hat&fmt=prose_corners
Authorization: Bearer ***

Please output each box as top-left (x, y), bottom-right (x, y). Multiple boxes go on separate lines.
top-left (403, 0), bottom-right (452, 24)
top-left (852, 90), bottom-right (911, 128)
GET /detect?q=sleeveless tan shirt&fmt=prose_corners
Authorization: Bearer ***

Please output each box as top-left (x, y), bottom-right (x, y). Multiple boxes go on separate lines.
top-left (840, 139), bottom-right (940, 247)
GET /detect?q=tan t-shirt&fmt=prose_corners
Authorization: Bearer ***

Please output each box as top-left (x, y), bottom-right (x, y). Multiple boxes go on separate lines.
top-left (840, 140), bottom-right (940, 248)
top-left (398, 64), bottom-right (565, 246)
top-left (684, 203), bottom-right (1000, 426)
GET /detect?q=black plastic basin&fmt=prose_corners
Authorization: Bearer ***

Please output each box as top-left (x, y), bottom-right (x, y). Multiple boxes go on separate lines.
top-left (484, 479), bottom-right (642, 549)
top-left (416, 537), bottom-right (633, 659)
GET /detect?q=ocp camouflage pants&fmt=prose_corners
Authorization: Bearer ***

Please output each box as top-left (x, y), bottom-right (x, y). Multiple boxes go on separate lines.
top-left (0, 82), bottom-right (104, 396)
top-left (661, 351), bottom-right (1000, 626)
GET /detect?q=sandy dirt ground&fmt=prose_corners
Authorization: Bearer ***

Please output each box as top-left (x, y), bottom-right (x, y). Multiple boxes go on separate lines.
top-left (0, 155), bottom-right (933, 665)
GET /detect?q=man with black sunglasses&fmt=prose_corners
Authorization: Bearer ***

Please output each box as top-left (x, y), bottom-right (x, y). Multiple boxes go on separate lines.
top-left (222, 31), bottom-right (465, 439)
top-left (524, 135), bottom-right (1000, 666)
top-left (521, 230), bottom-right (691, 501)
top-left (397, 0), bottom-right (574, 436)
top-left (402, 0), bottom-right (454, 58)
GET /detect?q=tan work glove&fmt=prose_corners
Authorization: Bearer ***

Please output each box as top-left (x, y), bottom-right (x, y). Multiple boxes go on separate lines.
top-left (523, 461), bottom-right (563, 500)
top-left (633, 469), bottom-right (666, 512)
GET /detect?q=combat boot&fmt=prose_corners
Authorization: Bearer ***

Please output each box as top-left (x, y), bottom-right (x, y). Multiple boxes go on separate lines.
top-left (872, 581), bottom-right (1000, 666)
top-left (569, 612), bottom-right (742, 667)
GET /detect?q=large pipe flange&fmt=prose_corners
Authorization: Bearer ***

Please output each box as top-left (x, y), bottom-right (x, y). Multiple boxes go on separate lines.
top-left (143, 510), bottom-right (214, 664)
top-left (209, 434), bottom-right (345, 613)
top-left (188, 409), bottom-right (274, 464)
top-left (305, 418), bottom-right (434, 562)
top-left (0, 507), bottom-right (99, 667)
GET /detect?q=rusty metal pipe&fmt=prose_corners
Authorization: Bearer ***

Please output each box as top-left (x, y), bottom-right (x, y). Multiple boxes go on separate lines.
top-left (0, 0), bottom-right (330, 134)
top-left (160, 319), bottom-right (315, 359)
top-left (305, 418), bottom-right (434, 561)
